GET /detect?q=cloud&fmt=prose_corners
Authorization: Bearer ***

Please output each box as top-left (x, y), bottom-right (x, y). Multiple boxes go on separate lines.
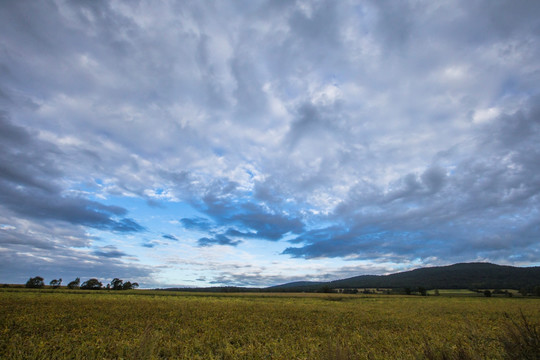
top-left (1, 0), bottom-right (540, 285)
top-left (188, 181), bottom-right (305, 242)
top-left (92, 245), bottom-right (128, 259)
top-left (198, 234), bottom-right (241, 247)
top-left (180, 217), bottom-right (213, 232)
top-left (162, 234), bottom-right (179, 241)
top-left (0, 220), bottom-right (155, 286)
top-left (283, 97), bottom-right (540, 262)
top-left (0, 115), bottom-right (145, 233)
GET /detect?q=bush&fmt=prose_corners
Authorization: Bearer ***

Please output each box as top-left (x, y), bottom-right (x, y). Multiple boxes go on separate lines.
top-left (499, 311), bottom-right (540, 360)
top-left (421, 336), bottom-right (479, 360)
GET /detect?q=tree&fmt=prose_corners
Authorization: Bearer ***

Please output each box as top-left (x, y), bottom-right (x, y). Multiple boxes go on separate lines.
top-left (484, 290), bottom-right (492, 297)
top-left (121, 281), bottom-right (139, 290)
top-left (319, 285), bottom-right (333, 293)
top-left (110, 278), bottom-right (123, 290)
top-left (418, 286), bottom-right (427, 296)
top-left (25, 276), bottom-right (44, 288)
top-left (49, 278), bottom-right (62, 289)
top-left (67, 277), bottom-right (80, 289)
top-left (404, 287), bottom-right (412, 295)
top-left (81, 278), bottom-right (103, 290)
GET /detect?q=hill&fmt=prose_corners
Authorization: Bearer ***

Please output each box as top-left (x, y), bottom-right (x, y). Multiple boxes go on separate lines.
top-left (269, 263), bottom-right (540, 291)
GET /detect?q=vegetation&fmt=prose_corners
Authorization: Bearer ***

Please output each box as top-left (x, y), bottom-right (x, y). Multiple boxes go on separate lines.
top-left (80, 278), bottom-right (103, 290)
top-left (49, 278), bottom-right (62, 289)
top-left (109, 278), bottom-right (139, 290)
top-left (18, 276), bottom-right (139, 291)
top-left (1, 288), bottom-right (539, 359)
top-left (25, 276), bottom-right (44, 289)
top-left (67, 277), bottom-right (80, 289)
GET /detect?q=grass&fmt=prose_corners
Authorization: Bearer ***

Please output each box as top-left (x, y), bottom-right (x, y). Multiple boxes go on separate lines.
top-left (1, 289), bottom-right (539, 359)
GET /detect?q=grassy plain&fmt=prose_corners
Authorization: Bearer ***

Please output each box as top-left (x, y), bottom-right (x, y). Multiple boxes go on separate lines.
top-left (1, 288), bottom-right (539, 359)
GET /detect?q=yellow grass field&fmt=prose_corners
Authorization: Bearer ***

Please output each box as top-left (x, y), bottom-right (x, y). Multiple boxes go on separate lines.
top-left (1, 289), bottom-right (539, 359)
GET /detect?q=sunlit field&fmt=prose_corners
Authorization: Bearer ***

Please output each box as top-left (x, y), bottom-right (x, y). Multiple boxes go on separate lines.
top-left (1, 289), bottom-right (539, 359)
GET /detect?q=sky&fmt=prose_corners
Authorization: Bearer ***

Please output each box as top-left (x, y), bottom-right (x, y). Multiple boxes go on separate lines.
top-left (1, 0), bottom-right (540, 288)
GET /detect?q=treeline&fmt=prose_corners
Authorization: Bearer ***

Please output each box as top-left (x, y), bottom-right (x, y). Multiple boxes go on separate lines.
top-left (23, 276), bottom-right (139, 290)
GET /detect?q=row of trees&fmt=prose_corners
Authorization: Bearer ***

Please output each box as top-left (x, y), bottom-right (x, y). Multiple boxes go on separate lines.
top-left (25, 276), bottom-right (139, 290)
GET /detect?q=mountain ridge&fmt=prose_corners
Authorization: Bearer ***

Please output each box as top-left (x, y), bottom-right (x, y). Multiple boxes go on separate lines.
top-left (268, 262), bottom-right (540, 291)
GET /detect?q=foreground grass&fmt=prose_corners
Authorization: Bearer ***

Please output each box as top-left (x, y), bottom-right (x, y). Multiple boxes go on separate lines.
top-left (1, 289), bottom-right (539, 359)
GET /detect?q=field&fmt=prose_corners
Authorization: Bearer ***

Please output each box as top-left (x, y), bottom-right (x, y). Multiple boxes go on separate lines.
top-left (1, 289), bottom-right (539, 359)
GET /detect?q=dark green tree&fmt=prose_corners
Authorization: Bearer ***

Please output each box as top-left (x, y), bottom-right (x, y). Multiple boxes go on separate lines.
top-left (81, 278), bottom-right (102, 290)
top-left (484, 290), bottom-right (492, 297)
top-left (319, 285), bottom-right (333, 293)
top-left (404, 287), bottom-right (412, 295)
top-left (110, 278), bottom-right (124, 290)
top-left (418, 286), bottom-right (427, 296)
top-left (25, 276), bottom-right (44, 288)
top-left (122, 281), bottom-right (139, 290)
top-left (67, 277), bottom-right (80, 289)
top-left (49, 278), bottom-right (62, 289)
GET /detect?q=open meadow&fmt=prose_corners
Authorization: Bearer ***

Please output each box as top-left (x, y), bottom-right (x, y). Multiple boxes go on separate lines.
top-left (1, 288), bottom-right (539, 359)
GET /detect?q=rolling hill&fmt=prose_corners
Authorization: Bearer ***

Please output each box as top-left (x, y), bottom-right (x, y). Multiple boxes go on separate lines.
top-left (268, 263), bottom-right (540, 291)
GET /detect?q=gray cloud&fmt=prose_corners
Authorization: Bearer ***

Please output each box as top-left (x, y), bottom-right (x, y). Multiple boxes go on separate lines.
top-left (198, 234), bottom-right (241, 247)
top-left (1, 0), bottom-right (540, 285)
top-left (284, 97), bottom-right (540, 261)
top-left (194, 186), bottom-right (305, 242)
top-left (0, 115), bottom-right (144, 233)
top-left (92, 245), bottom-right (128, 259)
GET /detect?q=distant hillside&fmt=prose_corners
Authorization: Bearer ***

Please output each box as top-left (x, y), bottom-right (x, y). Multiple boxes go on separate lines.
top-left (269, 263), bottom-right (540, 291)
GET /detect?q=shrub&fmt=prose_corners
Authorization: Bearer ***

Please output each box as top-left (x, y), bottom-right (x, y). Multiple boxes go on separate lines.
top-left (421, 337), bottom-right (479, 360)
top-left (499, 311), bottom-right (540, 360)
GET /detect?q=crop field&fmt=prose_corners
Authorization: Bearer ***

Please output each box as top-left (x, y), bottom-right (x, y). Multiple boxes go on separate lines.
top-left (1, 289), bottom-right (539, 359)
